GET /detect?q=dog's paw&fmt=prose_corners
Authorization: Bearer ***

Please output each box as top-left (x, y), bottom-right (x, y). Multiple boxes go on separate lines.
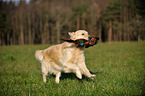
top-left (55, 79), bottom-right (60, 84)
top-left (88, 74), bottom-right (96, 79)
top-left (91, 74), bottom-right (96, 77)
top-left (90, 74), bottom-right (96, 80)
top-left (76, 72), bottom-right (82, 79)
top-left (43, 78), bottom-right (46, 83)
top-left (43, 75), bottom-right (47, 83)
top-left (56, 81), bottom-right (59, 84)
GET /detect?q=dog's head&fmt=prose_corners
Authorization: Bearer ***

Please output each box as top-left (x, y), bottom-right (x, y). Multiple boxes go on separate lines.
top-left (68, 30), bottom-right (89, 40)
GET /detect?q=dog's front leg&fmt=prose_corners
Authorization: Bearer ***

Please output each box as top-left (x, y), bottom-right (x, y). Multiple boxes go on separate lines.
top-left (78, 54), bottom-right (96, 78)
top-left (79, 62), bottom-right (96, 78)
top-left (76, 68), bottom-right (82, 79)
top-left (63, 63), bottom-right (82, 79)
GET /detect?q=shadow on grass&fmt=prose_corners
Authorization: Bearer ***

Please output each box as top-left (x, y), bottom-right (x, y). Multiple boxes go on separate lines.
top-left (49, 71), bottom-right (102, 82)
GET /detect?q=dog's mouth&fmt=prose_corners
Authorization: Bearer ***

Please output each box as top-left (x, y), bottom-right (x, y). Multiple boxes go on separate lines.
top-left (89, 36), bottom-right (92, 40)
top-left (61, 36), bottom-right (99, 48)
top-left (79, 38), bottom-right (88, 40)
top-left (83, 35), bottom-right (95, 40)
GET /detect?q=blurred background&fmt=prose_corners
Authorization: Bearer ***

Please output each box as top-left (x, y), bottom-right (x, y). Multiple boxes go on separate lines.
top-left (0, 0), bottom-right (145, 45)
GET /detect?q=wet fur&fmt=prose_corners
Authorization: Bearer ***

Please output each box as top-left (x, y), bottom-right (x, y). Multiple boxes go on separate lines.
top-left (35, 30), bottom-right (96, 83)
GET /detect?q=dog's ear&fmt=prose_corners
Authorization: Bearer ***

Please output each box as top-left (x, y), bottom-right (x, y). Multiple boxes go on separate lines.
top-left (68, 32), bottom-right (75, 37)
top-left (68, 32), bottom-right (76, 40)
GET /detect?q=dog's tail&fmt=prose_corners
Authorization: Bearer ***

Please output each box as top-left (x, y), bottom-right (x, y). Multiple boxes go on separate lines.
top-left (35, 50), bottom-right (44, 62)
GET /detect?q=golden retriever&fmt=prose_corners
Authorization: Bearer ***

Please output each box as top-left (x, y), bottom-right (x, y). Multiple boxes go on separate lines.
top-left (35, 30), bottom-right (96, 83)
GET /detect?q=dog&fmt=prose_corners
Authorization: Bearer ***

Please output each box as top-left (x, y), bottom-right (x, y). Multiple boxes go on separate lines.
top-left (35, 30), bottom-right (96, 83)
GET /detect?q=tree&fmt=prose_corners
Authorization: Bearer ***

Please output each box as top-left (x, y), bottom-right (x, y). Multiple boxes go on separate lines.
top-left (0, 0), bottom-right (144, 45)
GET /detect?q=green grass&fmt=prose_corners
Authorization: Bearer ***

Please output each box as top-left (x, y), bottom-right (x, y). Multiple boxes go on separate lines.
top-left (0, 42), bottom-right (145, 96)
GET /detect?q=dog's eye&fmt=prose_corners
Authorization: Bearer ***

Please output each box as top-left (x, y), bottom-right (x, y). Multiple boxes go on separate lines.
top-left (82, 33), bottom-right (84, 35)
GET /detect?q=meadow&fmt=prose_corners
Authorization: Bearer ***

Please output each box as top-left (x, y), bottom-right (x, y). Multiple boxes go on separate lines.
top-left (0, 42), bottom-right (144, 96)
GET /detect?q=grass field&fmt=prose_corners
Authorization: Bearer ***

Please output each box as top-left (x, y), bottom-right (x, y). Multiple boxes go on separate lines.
top-left (0, 42), bottom-right (145, 96)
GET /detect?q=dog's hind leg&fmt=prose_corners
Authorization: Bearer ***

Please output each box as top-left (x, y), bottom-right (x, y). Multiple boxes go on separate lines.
top-left (54, 72), bottom-right (61, 83)
top-left (41, 60), bottom-right (49, 83)
top-left (43, 74), bottom-right (47, 83)
top-left (42, 64), bottom-right (48, 83)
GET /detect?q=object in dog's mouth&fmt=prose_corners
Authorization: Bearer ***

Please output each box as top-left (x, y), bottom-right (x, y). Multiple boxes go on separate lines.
top-left (61, 37), bottom-right (99, 48)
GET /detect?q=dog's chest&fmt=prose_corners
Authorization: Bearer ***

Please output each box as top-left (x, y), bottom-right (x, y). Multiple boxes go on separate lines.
top-left (63, 47), bottom-right (84, 63)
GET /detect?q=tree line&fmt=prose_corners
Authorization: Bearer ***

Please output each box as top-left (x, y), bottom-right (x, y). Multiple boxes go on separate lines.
top-left (0, 0), bottom-right (145, 45)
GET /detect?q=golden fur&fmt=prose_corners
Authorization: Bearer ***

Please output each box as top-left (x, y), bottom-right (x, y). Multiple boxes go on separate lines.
top-left (35, 30), bottom-right (96, 83)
